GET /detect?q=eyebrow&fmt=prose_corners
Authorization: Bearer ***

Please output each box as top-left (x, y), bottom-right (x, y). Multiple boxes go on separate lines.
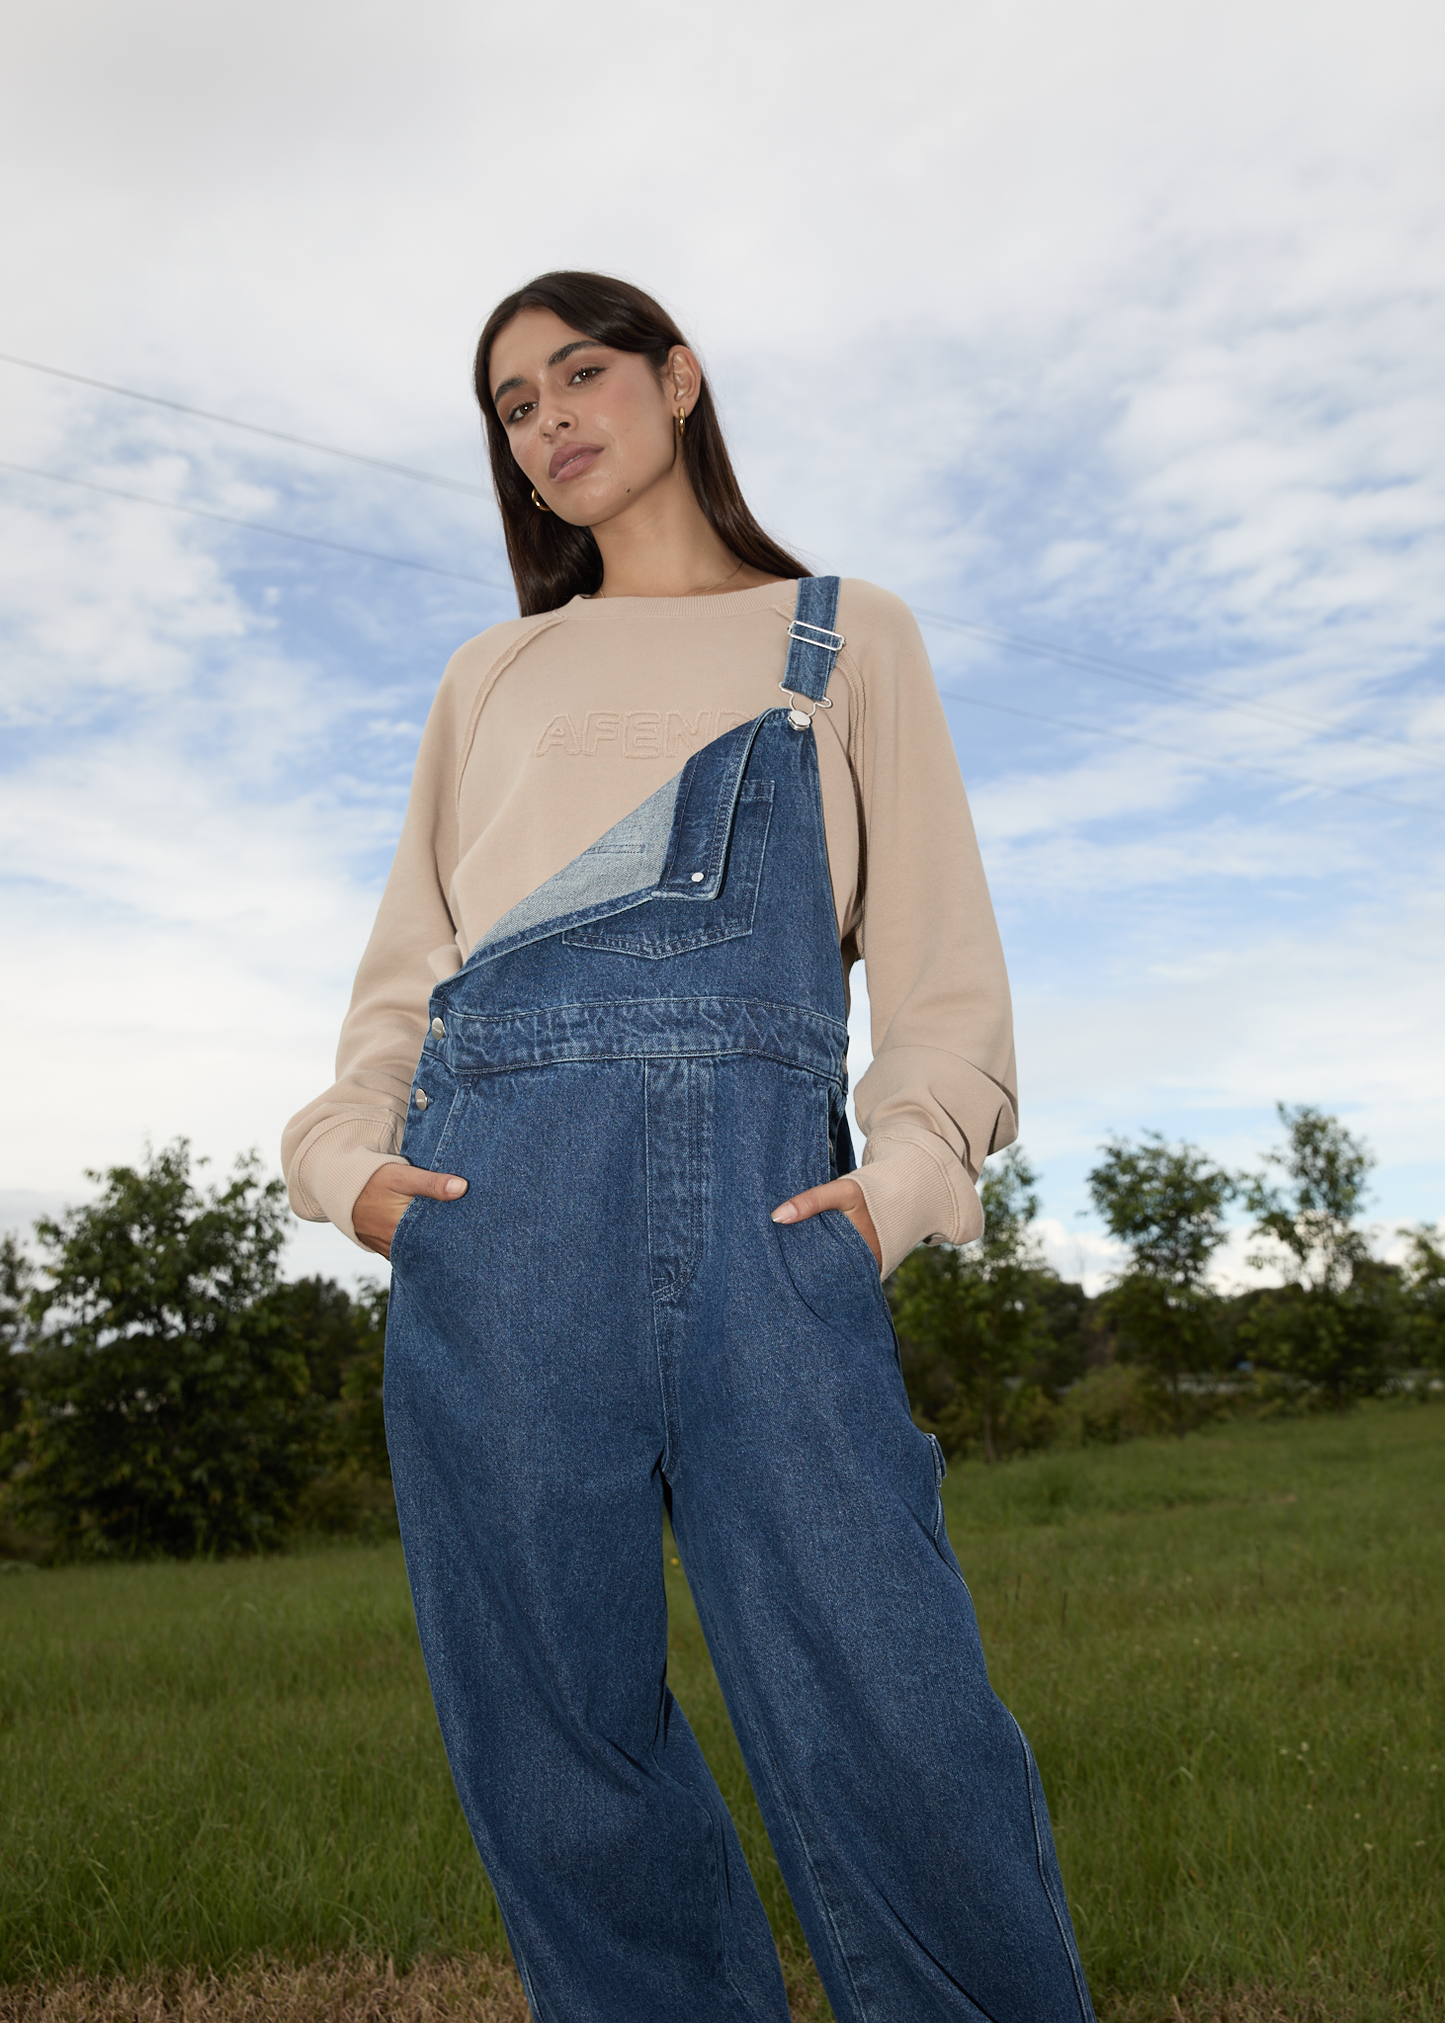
top-left (492, 340), bottom-right (606, 411)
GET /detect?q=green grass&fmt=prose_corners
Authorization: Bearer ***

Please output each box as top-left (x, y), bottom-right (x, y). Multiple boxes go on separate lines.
top-left (945, 1404), bottom-right (1444, 2018)
top-left (2, 1403), bottom-right (1441, 2019)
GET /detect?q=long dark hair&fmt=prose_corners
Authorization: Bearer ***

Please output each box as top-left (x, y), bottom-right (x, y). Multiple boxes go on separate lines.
top-left (474, 272), bottom-right (810, 616)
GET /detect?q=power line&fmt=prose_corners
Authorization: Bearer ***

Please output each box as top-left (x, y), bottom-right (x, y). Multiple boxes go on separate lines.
top-left (0, 350), bottom-right (493, 499)
top-left (7, 343), bottom-right (1437, 773)
top-left (1, 455), bottom-right (1436, 819)
top-left (915, 608), bottom-right (1444, 771)
top-left (0, 460), bottom-right (509, 591)
top-left (939, 685), bottom-right (1438, 817)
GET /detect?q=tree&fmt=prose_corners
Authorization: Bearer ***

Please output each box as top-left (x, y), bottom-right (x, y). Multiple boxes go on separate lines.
top-left (1086, 1132), bottom-right (1235, 1427)
top-left (250, 1274), bottom-right (395, 1536)
top-left (1241, 1105), bottom-right (1396, 1406)
top-left (1397, 1225), bottom-right (1445, 1376)
top-left (337, 1280), bottom-right (391, 1481)
top-left (260, 1274), bottom-right (372, 1405)
top-left (890, 1148), bottom-right (1056, 1462)
top-left (3, 1142), bottom-right (323, 1558)
top-left (1, 1233), bottom-right (33, 1443)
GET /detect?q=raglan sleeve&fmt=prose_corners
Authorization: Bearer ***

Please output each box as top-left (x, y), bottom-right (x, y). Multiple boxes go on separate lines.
top-left (840, 580), bottom-right (1019, 1276)
top-left (279, 652), bottom-right (471, 1246)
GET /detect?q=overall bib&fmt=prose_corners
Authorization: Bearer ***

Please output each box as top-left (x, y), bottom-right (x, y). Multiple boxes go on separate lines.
top-left (385, 579), bottom-right (1095, 2023)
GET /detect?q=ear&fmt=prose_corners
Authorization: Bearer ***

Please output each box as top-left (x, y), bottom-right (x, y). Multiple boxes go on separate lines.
top-left (664, 345), bottom-right (704, 414)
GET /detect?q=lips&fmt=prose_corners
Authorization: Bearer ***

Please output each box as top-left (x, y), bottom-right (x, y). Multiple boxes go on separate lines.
top-left (547, 442), bottom-right (603, 482)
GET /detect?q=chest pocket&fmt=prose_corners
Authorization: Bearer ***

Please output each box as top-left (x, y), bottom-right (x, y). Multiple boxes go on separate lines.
top-left (561, 778), bottom-right (774, 961)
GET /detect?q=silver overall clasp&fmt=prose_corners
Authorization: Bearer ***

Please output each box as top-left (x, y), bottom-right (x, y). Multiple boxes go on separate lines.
top-left (782, 692), bottom-right (830, 731)
top-left (780, 617), bottom-right (844, 730)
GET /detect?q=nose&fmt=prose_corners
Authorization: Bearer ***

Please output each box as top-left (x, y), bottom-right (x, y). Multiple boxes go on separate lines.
top-left (538, 391), bottom-right (574, 440)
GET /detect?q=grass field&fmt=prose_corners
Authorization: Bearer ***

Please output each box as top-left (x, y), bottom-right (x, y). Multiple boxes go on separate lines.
top-left (2, 1403), bottom-right (1441, 2020)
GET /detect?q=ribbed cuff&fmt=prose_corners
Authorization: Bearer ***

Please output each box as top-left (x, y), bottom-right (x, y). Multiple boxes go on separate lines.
top-left (289, 1117), bottom-right (411, 1247)
top-left (851, 1137), bottom-right (984, 1278)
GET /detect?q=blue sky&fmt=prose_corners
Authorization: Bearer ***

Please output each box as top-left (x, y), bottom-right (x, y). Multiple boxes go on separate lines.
top-left (2, 0), bottom-right (1442, 1290)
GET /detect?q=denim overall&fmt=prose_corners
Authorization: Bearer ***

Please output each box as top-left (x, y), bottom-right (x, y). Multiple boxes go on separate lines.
top-left (384, 579), bottom-right (1095, 2023)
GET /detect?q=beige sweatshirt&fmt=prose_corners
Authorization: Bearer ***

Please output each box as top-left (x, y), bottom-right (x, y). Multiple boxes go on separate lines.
top-left (281, 577), bottom-right (1017, 1276)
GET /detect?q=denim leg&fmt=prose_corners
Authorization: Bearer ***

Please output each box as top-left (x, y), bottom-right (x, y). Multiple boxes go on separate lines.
top-left (668, 1061), bottom-right (1095, 2023)
top-left (384, 1063), bottom-right (789, 2023)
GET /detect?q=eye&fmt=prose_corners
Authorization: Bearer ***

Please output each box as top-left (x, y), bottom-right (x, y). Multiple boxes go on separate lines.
top-left (569, 365), bottom-right (604, 386)
top-left (504, 399), bottom-right (535, 426)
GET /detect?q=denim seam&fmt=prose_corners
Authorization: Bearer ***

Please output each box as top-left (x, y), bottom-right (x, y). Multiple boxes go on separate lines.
top-left (642, 1725), bottom-right (736, 2003)
top-left (801, 727), bottom-right (852, 1027)
top-left (644, 1104), bottom-right (670, 1480)
top-left (930, 1515), bottom-right (974, 1601)
top-left (715, 1688), bottom-right (872, 2023)
top-left (435, 997), bottom-right (848, 1075)
top-left (927, 1434), bottom-right (948, 1546)
top-left (512, 1952), bottom-right (546, 2023)
top-left (704, 1782), bottom-right (786, 2023)
top-left (562, 919), bottom-right (756, 961)
top-left (648, 1066), bottom-right (705, 1314)
top-left (686, 1058), bottom-right (706, 1306)
top-left (1011, 1712), bottom-right (1095, 2022)
top-left (454, 1043), bottom-right (843, 1082)
top-left (644, 1084), bottom-right (683, 1480)
top-left (440, 990), bottom-right (848, 1034)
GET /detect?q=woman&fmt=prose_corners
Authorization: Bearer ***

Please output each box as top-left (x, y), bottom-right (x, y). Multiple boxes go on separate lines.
top-left (282, 272), bottom-right (1094, 2023)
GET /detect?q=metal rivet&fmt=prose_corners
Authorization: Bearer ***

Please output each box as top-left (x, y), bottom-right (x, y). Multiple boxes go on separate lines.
top-left (431, 1016), bottom-right (445, 1036)
top-left (690, 871), bottom-right (704, 883)
top-left (414, 1090), bottom-right (429, 1110)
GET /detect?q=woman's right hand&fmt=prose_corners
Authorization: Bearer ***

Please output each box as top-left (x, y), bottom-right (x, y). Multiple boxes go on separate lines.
top-left (353, 1162), bottom-right (468, 1260)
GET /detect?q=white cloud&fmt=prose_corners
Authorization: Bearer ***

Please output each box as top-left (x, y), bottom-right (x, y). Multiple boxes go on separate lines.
top-left (1033, 1219), bottom-right (1126, 1300)
top-left (1012, 887), bottom-right (1445, 1194)
top-left (1, 0), bottom-right (1442, 1272)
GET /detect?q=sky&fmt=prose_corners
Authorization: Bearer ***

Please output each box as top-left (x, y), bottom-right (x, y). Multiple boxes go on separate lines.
top-left (1, 0), bottom-right (1442, 1292)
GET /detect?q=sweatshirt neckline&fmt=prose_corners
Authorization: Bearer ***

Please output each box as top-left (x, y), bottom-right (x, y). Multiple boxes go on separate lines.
top-left (560, 579), bottom-right (800, 623)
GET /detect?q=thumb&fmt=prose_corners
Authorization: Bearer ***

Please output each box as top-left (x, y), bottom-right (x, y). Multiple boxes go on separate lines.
top-left (393, 1166), bottom-right (468, 1201)
top-left (771, 1178), bottom-right (862, 1225)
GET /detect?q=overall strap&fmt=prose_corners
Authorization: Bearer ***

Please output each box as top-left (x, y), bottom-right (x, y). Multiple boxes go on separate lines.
top-left (780, 576), bottom-right (844, 724)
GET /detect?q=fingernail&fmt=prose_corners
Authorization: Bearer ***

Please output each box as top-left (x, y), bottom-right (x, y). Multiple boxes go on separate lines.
top-left (443, 1177), bottom-right (467, 1197)
top-left (771, 1203), bottom-right (797, 1223)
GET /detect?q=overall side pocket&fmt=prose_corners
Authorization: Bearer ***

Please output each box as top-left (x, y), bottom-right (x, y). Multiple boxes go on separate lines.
top-left (388, 1057), bottom-right (463, 1272)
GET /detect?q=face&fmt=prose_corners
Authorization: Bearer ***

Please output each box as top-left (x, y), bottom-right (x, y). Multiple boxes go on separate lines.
top-left (488, 307), bottom-right (699, 525)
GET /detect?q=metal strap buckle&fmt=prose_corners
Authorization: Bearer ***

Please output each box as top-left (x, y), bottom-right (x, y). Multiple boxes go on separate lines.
top-left (782, 612), bottom-right (843, 727)
top-left (787, 619), bottom-right (846, 653)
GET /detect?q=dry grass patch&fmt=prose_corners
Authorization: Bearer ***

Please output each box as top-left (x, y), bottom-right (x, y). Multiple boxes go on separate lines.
top-left (0, 1952), bottom-right (834, 2023)
top-left (3, 1959), bottom-right (1440, 2023)
top-left (0, 1958), bottom-right (529, 2023)
top-left (1105, 1986), bottom-right (1443, 2023)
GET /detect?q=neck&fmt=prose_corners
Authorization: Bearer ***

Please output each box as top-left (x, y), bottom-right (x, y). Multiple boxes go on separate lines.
top-left (591, 462), bottom-right (756, 599)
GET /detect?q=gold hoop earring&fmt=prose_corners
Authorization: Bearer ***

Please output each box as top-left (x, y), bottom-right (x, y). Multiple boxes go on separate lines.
top-left (676, 406), bottom-right (687, 438)
top-left (530, 486), bottom-right (551, 513)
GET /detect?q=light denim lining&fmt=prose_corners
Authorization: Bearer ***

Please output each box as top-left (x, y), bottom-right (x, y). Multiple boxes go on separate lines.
top-left (475, 773), bottom-right (683, 952)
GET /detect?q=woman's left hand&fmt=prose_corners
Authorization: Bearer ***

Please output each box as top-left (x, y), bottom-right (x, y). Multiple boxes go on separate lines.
top-left (771, 1177), bottom-right (882, 1272)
